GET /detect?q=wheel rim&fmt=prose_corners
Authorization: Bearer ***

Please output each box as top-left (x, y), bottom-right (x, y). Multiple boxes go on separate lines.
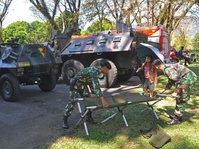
top-left (66, 67), bottom-right (76, 78)
top-left (3, 81), bottom-right (11, 95)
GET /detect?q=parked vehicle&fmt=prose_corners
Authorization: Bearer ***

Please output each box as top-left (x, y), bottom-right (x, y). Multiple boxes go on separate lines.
top-left (52, 23), bottom-right (167, 88)
top-left (0, 39), bottom-right (62, 102)
top-left (190, 53), bottom-right (197, 62)
top-left (53, 28), bottom-right (148, 87)
top-left (134, 26), bottom-right (171, 63)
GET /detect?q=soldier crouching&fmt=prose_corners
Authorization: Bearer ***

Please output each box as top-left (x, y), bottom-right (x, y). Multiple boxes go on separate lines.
top-left (62, 60), bottom-right (112, 129)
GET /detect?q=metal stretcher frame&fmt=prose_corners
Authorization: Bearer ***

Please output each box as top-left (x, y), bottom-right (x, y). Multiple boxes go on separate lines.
top-left (75, 92), bottom-right (166, 135)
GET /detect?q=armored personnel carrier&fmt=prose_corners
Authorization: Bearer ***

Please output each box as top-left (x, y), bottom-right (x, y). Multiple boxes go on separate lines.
top-left (0, 39), bottom-right (62, 102)
top-left (53, 28), bottom-right (148, 88)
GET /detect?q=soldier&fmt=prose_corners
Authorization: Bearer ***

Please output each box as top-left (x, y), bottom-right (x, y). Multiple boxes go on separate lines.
top-left (152, 59), bottom-right (197, 125)
top-left (62, 60), bottom-right (112, 129)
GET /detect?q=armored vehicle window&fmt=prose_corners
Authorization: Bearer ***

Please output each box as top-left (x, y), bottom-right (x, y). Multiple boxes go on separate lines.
top-left (75, 41), bottom-right (81, 46)
top-left (86, 40), bottom-right (94, 45)
top-left (99, 38), bottom-right (107, 44)
top-left (113, 37), bottom-right (121, 42)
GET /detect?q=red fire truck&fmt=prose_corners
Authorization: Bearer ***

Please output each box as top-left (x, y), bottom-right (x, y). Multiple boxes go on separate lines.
top-left (134, 26), bottom-right (170, 63)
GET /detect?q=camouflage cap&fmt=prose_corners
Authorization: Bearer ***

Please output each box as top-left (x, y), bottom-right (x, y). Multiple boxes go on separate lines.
top-left (100, 60), bottom-right (112, 69)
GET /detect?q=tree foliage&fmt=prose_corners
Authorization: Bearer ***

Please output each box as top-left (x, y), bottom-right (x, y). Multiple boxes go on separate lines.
top-left (84, 19), bottom-right (114, 34)
top-left (2, 21), bottom-right (49, 44)
top-left (0, 0), bottom-right (13, 42)
top-left (58, 0), bottom-right (81, 32)
top-left (193, 32), bottom-right (199, 51)
top-left (82, 0), bottom-right (108, 31)
top-left (29, 0), bottom-right (60, 30)
top-left (1, 0), bottom-right (198, 46)
top-left (103, 0), bottom-right (197, 36)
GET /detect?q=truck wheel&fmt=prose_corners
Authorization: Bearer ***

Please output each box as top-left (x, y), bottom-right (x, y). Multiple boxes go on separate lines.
top-left (61, 59), bottom-right (84, 85)
top-left (90, 58), bottom-right (118, 88)
top-left (0, 74), bottom-right (20, 102)
top-left (117, 69), bottom-right (134, 81)
top-left (39, 73), bottom-right (57, 91)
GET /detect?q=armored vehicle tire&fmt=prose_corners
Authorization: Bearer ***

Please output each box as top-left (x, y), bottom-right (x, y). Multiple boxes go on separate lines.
top-left (117, 69), bottom-right (134, 81)
top-left (90, 58), bottom-right (118, 88)
top-left (38, 73), bottom-right (57, 91)
top-left (0, 74), bottom-right (20, 102)
top-left (61, 59), bottom-right (84, 85)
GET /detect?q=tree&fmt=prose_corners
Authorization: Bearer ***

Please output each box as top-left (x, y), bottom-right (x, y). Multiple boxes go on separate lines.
top-left (2, 21), bottom-right (49, 44)
top-left (82, 0), bottom-right (108, 31)
top-left (193, 32), bottom-right (199, 51)
top-left (84, 19), bottom-right (114, 34)
top-left (29, 0), bottom-right (81, 39)
top-left (104, 0), bottom-right (130, 24)
top-left (29, 0), bottom-right (60, 30)
top-left (57, 0), bottom-right (81, 32)
top-left (28, 21), bottom-right (50, 43)
top-left (103, 0), bottom-right (197, 38)
top-left (2, 21), bottom-right (30, 43)
top-left (0, 0), bottom-right (12, 42)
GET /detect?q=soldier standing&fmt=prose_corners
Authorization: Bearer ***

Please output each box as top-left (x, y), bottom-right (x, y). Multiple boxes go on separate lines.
top-left (152, 59), bottom-right (197, 125)
top-left (62, 60), bottom-right (112, 129)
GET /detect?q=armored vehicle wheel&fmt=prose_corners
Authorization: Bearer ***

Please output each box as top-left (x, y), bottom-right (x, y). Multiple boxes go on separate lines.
top-left (0, 74), bottom-right (20, 102)
top-left (61, 59), bottom-right (84, 85)
top-left (38, 73), bottom-right (57, 91)
top-left (117, 69), bottom-right (134, 81)
top-left (90, 58), bottom-right (118, 88)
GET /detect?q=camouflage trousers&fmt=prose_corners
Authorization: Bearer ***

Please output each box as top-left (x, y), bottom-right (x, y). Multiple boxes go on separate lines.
top-left (63, 89), bottom-right (89, 117)
top-left (174, 83), bottom-right (191, 117)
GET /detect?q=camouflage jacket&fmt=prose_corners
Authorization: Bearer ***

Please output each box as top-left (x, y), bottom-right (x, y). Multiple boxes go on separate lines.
top-left (164, 64), bottom-right (197, 89)
top-left (71, 67), bottom-right (103, 98)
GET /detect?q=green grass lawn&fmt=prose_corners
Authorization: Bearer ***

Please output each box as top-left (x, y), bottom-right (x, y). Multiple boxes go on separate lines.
top-left (36, 62), bottom-right (199, 149)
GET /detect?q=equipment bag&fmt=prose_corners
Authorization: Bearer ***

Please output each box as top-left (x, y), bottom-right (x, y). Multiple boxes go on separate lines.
top-left (141, 124), bottom-right (171, 148)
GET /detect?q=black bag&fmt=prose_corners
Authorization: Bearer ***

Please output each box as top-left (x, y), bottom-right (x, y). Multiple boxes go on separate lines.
top-left (141, 124), bottom-right (171, 148)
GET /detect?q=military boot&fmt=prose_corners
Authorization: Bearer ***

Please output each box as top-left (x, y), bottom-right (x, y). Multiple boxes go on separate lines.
top-left (62, 116), bottom-right (69, 129)
top-left (169, 114), bottom-right (182, 121)
top-left (166, 115), bottom-right (181, 125)
top-left (86, 111), bottom-right (97, 124)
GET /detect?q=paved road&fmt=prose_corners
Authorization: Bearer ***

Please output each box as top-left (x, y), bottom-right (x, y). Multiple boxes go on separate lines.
top-left (0, 77), bottom-right (141, 149)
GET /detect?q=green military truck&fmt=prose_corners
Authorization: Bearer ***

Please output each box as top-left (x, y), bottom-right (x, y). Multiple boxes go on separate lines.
top-left (0, 40), bottom-right (62, 102)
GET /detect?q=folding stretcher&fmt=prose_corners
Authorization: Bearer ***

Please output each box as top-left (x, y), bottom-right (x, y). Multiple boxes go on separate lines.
top-left (75, 92), bottom-right (166, 135)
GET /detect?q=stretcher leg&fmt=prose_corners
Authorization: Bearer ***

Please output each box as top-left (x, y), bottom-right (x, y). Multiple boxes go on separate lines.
top-left (75, 109), bottom-right (89, 127)
top-left (84, 122), bottom-right (89, 136)
top-left (141, 100), bottom-right (162, 119)
top-left (122, 114), bottom-right (128, 127)
top-left (153, 109), bottom-right (159, 120)
top-left (101, 106), bottom-right (128, 127)
top-left (77, 102), bottom-right (82, 113)
top-left (100, 112), bottom-right (118, 124)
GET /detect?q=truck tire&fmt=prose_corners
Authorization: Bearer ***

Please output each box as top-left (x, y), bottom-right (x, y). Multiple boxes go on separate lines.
top-left (61, 59), bottom-right (84, 85)
top-left (0, 74), bottom-right (20, 102)
top-left (90, 58), bottom-right (118, 88)
top-left (38, 72), bottom-right (57, 91)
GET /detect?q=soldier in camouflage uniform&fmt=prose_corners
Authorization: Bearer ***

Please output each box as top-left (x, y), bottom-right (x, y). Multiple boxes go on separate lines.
top-left (62, 60), bottom-right (112, 129)
top-left (152, 59), bottom-right (197, 125)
